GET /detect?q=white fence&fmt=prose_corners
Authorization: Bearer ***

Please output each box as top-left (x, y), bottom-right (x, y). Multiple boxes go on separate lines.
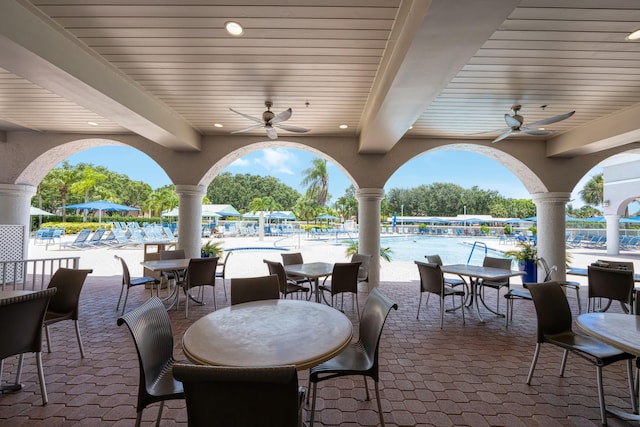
top-left (0, 257), bottom-right (80, 291)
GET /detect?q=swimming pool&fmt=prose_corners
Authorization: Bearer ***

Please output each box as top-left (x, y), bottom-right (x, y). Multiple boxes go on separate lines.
top-left (375, 236), bottom-right (507, 265)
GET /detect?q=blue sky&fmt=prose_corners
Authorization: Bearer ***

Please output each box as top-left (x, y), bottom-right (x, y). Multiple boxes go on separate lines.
top-left (62, 145), bottom-right (599, 209)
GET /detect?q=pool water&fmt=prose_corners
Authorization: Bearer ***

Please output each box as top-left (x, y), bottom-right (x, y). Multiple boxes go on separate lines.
top-left (376, 236), bottom-right (507, 265)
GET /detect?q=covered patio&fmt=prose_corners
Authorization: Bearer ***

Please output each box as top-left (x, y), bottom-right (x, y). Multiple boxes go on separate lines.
top-left (0, 273), bottom-right (631, 426)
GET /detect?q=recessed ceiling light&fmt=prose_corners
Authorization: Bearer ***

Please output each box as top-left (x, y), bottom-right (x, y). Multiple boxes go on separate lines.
top-left (339, 124), bottom-right (348, 129)
top-left (214, 123), bottom-right (223, 128)
top-left (409, 125), bottom-right (414, 130)
top-left (87, 121), bottom-right (98, 126)
top-left (225, 21), bottom-right (243, 36)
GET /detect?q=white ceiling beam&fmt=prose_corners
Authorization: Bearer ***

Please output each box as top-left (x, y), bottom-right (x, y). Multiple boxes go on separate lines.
top-left (0, 1), bottom-right (201, 151)
top-left (547, 103), bottom-right (640, 157)
top-left (358, 0), bottom-right (521, 154)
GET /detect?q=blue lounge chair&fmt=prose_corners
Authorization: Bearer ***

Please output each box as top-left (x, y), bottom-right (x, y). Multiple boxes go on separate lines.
top-left (60, 228), bottom-right (92, 249)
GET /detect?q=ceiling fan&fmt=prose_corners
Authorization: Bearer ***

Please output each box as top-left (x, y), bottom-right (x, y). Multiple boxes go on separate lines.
top-left (229, 101), bottom-right (310, 140)
top-left (481, 105), bottom-right (575, 143)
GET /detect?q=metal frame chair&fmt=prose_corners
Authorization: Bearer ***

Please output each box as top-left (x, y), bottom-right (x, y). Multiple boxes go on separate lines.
top-left (230, 274), bottom-right (280, 305)
top-left (263, 259), bottom-right (310, 300)
top-left (43, 267), bottom-right (93, 358)
top-left (526, 281), bottom-right (636, 426)
top-left (114, 254), bottom-right (160, 315)
top-left (587, 265), bottom-right (635, 314)
top-left (173, 363), bottom-right (303, 427)
top-left (0, 288), bottom-right (57, 405)
top-left (415, 261), bottom-right (465, 328)
top-left (308, 289), bottom-right (398, 427)
top-left (117, 297), bottom-right (184, 427)
top-left (318, 261), bottom-right (361, 317)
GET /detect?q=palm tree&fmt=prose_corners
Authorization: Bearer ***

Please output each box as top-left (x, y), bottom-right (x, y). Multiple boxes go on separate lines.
top-left (248, 197), bottom-right (268, 241)
top-left (344, 240), bottom-right (393, 262)
top-left (301, 158), bottom-right (329, 206)
top-left (70, 165), bottom-right (107, 221)
top-left (579, 173), bottom-right (603, 208)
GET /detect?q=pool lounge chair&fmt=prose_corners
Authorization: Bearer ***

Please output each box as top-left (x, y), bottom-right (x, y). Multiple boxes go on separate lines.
top-left (60, 228), bottom-right (92, 249)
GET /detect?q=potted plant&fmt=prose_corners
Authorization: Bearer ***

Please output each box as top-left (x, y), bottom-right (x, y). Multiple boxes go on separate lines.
top-left (201, 240), bottom-right (223, 258)
top-left (503, 240), bottom-right (538, 282)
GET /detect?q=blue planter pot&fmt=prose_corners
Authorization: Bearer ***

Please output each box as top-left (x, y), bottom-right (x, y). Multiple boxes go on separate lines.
top-left (520, 260), bottom-right (538, 283)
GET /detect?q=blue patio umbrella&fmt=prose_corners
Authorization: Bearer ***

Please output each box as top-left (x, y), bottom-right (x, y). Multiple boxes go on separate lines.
top-left (316, 213), bottom-right (338, 221)
top-left (65, 200), bottom-right (139, 224)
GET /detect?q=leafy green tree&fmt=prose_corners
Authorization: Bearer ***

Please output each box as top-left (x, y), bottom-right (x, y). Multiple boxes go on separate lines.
top-left (580, 173), bottom-right (603, 207)
top-left (144, 187), bottom-right (177, 217)
top-left (207, 172), bottom-right (300, 211)
top-left (70, 165), bottom-right (107, 221)
top-left (301, 158), bottom-right (329, 206)
top-left (41, 161), bottom-right (79, 222)
top-left (344, 240), bottom-right (393, 262)
top-left (248, 196), bottom-right (281, 240)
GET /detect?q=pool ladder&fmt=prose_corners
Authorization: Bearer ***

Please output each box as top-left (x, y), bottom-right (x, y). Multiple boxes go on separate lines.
top-left (466, 241), bottom-right (488, 264)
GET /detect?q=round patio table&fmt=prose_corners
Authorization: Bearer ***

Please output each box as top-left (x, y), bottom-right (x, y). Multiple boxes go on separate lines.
top-left (182, 299), bottom-right (352, 370)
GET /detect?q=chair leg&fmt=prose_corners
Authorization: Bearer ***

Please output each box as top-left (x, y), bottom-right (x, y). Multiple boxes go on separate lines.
top-left (374, 380), bottom-right (385, 427)
top-left (74, 320), bottom-right (85, 358)
top-left (120, 287), bottom-right (130, 315)
top-left (439, 297), bottom-right (444, 329)
top-left (116, 283), bottom-right (125, 312)
top-left (596, 365), bottom-right (607, 426)
top-left (35, 352), bottom-right (48, 405)
top-left (309, 382), bottom-right (318, 427)
top-left (15, 354), bottom-right (24, 387)
top-left (575, 288), bottom-right (582, 314)
top-left (526, 343), bottom-right (541, 385)
top-left (363, 375), bottom-right (370, 400)
top-left (559, 349), bottom-right (569, 377)
top-left (416, 293), bottom-right (423, 319)
top-left (460, 294), bottom-right (465, 325)
top-left (44, 325), bottom-right (52, 353)
top-left (156, 400), bottom-right (165, 427)
top-left (627, 359), bottom-right (637, 414)
top-left (135, 410), bottom-right (143, 427)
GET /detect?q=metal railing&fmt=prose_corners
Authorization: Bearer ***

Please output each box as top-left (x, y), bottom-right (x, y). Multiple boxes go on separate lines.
top-left (0, 257), bottom-right (80, 291)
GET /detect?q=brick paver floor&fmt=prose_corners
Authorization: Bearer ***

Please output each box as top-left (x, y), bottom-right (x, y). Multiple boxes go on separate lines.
top-left (0, 274), bottom-right (636, 426)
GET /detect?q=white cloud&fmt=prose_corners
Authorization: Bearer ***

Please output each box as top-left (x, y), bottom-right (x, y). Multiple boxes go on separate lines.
top-left (229, 157), bottom-right (251, 167)
top-left (260, 148), bottom-right (295, 175)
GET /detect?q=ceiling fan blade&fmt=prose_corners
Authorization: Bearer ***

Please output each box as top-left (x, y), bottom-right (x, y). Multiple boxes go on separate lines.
top-left (504, 114), bottom-right (521, 128)
top-left (274, 123), bottom-right (310, 133)
top-left (492, 129), bottom-right (514, 143)
top-left (231, 124), bottom-right (263, 134)
top-left (467, 127), bottom-right (510, 135)
top-left (520, 127), bottom-right (551, 136)
top-left (527, 111), bottom-right (575, 127)
top-left (229, 108), bottom-right (263, 124)
top-left (265, 126), bottom-right (278, 140)
top-left (269, 108), bottom-right (292, 125)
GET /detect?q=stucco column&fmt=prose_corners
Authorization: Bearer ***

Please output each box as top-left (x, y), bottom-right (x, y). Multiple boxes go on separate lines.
top-left (0, 183), bottom-right (37, 258)
top-left (175, 185), bottom-right (205, 258)
top-left (356, 188), bottom-right (384, 290)
top-left (605, 214), bottom-right (620, 255)
top-left (532, 192), bottom-right (570, 280)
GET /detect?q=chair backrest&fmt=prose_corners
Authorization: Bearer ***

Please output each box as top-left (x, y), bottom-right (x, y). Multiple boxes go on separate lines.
top-left (595, 259), bottom-right (634, 272)
top-left (483, 256), bottom-right (512, 270)
top-left (0, 288), bottom-right (57, 359)
top-left (329, 262), bottom-right (361, 295)
top-left (263, 260), bottom-right (288, 293)
top-left (114, 254), bottom-right (132, 285)
top-left (424, 254), bottom-right (443, 266)
top-left (173, 363), bottom-right (301, 427)
top-left (351, 253), bottom-right (372, 282)
top-left (159, 249), bottom-right (186, 260)
top-left (482, 256), bottom-right (512, 285)
top-left (539, 257), bottom-right (555, 281)
top-left (46, 268), bottom-right (92, 319)
top-left (415, 261), bottom-right (444, 295)
top-left (117, 297), bottom-right (176, 408)
top-left (587, 265), bottom-right (634, 304)
top-left (218, 251), bottom-right (233, 277)
top-left (281, 252), bottom-right (303, 266)
top-left (186, 257), bottom-right (218, 287)
top-left (527, 281), bottom-right (573, 343)
top-left (230, 274), bottom-right (280, 305)
top-left (356, 288), bottom-right (398, 378)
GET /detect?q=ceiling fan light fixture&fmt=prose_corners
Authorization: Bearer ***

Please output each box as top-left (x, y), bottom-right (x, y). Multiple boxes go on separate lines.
top-left (225, 21), bottom-right (243, 36)
top-left (626, 29), bottom-right (640, 41)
